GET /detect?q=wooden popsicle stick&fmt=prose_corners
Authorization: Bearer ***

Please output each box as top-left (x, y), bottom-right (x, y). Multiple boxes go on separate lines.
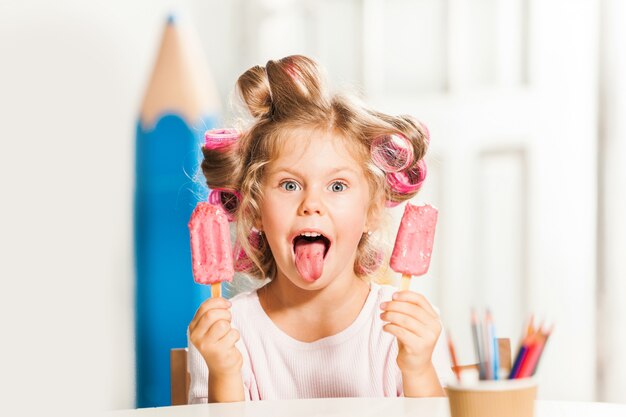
top-left (400, 274), bottom-right (412, 291)
top-left (211, 283), bottom-right (221, 298)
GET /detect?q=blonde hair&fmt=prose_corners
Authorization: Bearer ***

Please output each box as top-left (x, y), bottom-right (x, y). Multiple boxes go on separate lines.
top-left (201, 55), bottom-right (429, 284)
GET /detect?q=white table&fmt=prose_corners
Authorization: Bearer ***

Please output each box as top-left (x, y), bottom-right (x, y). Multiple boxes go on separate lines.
top-left (109, 398), bottom-right (626, 417)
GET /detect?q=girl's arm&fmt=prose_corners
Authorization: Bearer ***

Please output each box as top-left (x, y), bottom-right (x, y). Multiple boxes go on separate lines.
top-left (401, 364), bottom-right (445, 397)
top-left (189, 297), bottom-right (246, 403)
top-left (381, 291), bottom-right (447, 397)
top-left (209, 372), bottom-right (245, 402)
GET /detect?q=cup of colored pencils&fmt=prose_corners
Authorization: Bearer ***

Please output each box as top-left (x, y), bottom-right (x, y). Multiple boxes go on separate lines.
top-left (445, 312), bottom-right (552, 417)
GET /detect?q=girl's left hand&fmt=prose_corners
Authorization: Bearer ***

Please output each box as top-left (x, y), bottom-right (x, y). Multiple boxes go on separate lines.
top-left (380, 290), bottom-right (442, 375)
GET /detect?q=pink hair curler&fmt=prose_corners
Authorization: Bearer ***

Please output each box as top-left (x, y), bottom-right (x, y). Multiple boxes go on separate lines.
top-left (233, 228), bottom-right (262, 273)
top-left (386, 159), bottom-right (427, 194)
top-left (356, 247), bottom-right (384, 275)
top-left (208, 188), bottom-right (241, 222)
top-left (370, 133), bottom-right (414, 173)
top-left (204, 128), bottom-right (241, 150)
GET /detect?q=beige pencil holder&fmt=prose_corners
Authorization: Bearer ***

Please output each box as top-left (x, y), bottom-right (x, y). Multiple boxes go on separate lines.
top-left (446, 378), bottom-right (537, 417)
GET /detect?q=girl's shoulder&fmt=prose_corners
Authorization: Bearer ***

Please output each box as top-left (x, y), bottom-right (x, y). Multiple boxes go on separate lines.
top-left (370, 280), bottom-right (397, 302)
top-left (371, 281), bottom-right (440, 312)
top-left (227, 287), bottom-right (259, 312)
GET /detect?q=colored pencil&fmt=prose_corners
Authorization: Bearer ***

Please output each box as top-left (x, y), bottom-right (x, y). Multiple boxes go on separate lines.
top-left (531, 325), bottom-right (553, 376)
top-left (482, 311), bottom-right (493, 379)
top-left (135, 14), bottom-right (220, 407)
top-left (507, 313), bottom-right (534, 379)
top-left (488, 310), bottom-right (499, 380)
top-left (471, 309), bottom-right (486, 379)
top-left (509, 333), bottom-right (532, 379)
top-left (517, 332), bottom-right (546, 378)
top-left (526, 314), bottom-right (535, 338)
top-left (447, 330), bottom-right (461, 381)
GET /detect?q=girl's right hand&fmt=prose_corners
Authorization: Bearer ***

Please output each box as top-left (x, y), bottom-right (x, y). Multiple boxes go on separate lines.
top-left (189, 297), bottom-right (243, 376)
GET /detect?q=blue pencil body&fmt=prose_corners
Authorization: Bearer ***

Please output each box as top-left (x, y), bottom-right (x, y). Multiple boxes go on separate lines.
top-left (134, 114), bottom-right (215, 407)
top-left (492, 330), bottom-right (499, 380)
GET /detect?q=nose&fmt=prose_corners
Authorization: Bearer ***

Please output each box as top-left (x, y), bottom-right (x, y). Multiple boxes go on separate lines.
top-left (298, 189), bottom-right (326, 216)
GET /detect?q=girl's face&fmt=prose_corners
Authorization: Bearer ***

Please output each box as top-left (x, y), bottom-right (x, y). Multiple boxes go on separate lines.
top-left (259, 130), bottom-right (373, 288)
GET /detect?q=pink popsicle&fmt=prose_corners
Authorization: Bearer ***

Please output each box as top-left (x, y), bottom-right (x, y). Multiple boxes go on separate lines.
top-left (188, 202), bottom-right (234, 298)
top-left (390, 203), bottom-right (438, 291)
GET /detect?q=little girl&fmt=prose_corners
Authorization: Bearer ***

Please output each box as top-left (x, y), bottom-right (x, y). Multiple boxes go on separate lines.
top-left (187, 55), bottom-right (453, 403)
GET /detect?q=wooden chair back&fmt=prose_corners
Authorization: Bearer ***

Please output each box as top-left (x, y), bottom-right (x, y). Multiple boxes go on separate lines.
top-left (170, 348), bottom-right (190, 406)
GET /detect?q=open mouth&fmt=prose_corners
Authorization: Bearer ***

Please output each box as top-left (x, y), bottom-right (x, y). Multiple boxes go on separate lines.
top-left (292, 233), bottom-right (331, 258)
top-left (291, 231), bottom-right (331, 281)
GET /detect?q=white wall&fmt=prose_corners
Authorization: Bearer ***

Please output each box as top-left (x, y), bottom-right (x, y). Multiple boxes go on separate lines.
top-left (598, 0), bottom-right (626, 404)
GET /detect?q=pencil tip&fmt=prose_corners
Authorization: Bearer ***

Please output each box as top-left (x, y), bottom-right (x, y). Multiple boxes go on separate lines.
top-left (167, 13), bottom-right (176, 25)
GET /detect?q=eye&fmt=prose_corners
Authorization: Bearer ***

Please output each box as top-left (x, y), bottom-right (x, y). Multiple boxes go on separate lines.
top-left (280, 180), bottom-right (301, 192)
top-left (328, 181), bottom-right (348, 193)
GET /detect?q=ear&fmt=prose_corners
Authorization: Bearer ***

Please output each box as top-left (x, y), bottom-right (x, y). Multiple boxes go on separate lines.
top-left (365, 193), bottom-right (386, 233)
top-left (253, 216), bottom-right (264, 233)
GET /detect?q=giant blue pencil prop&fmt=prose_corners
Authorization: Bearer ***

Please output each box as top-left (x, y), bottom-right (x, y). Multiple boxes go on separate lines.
top-left (135, 15), bottom-right (220, 407)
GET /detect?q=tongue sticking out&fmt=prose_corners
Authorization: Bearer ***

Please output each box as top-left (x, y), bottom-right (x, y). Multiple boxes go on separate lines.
top-left (294, 239), bottom-right (326, 281)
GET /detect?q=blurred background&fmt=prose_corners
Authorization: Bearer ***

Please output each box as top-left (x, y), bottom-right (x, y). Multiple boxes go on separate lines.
top-left (1, 0), bottom-right (625, 412)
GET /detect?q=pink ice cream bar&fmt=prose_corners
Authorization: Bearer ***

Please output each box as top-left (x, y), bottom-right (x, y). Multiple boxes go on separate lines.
top-left (188, 202), bottom-right (234, 297)
top-left (390, 203), bottom-right (438, 290)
